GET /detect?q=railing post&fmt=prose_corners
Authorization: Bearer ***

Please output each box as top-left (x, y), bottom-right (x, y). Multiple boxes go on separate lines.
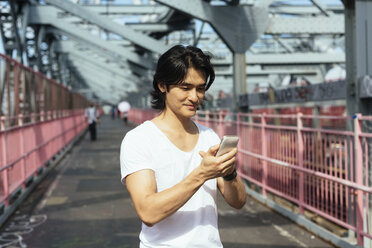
top-left (31, 112), bottom-right (36, 123)
top-left (261, 113), bottom-right (267, 196)
top-left (297, 113), bottom-right (304, 215)
top-left (0, 117), bottom-right (9, 205)
top-left (40, 111), bottom-right (45, 122)
top-left (247, 114), bottom-right (253, 178)
top-left (219, 111), bottom-right (225, 138)
top-left (13, 65), bottom-right (20, 116)
top-left (18, 114), bottom-right (26, 188)
top-left (353, 113), bottom-right (364, 246)
top-left (237, 112), bottom-right (242, 174)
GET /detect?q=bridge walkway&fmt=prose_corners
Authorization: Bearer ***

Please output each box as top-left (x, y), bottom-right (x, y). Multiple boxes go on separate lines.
top-left (0, 116), bottom-right (334, 248)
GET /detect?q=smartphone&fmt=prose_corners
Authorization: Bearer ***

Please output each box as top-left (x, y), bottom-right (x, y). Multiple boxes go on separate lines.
top-left (216, 135), bottom-right (239, 157)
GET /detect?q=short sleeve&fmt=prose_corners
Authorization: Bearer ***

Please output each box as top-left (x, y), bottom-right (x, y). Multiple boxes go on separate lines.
top-left (196, 122), bottom-right (221, 146)
top-left (120, 131), bottom-right (153, 183)
top-left (210, 129), bottom-right (221, 146)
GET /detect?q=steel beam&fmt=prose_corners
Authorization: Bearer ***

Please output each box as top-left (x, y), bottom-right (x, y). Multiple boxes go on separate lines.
top-left (66, 54), bottom-right (137, 87)
top-left (20, 4), bottom-right (30, 58)
top-left (72, 65), bottom-right (136, 93)
top-left (155, 0), bottom-right (269, 53)
top-left (266, 15), bottom-right (344, 34)
top-left (76, 5), bottom-right (169, 15)
top-left (29, 6), bottom-right (154, 69)
top-left (8, 0), bottom-right (23, 62)
top-left (66, 59), bottom-right (132, 91)
top-left (54, 40), bottom-right (140, 82)
top-left (356, 1), bottom-right (372, 78)
top-left (232, 53), bottom-right (246, 110)
top-left (34, 6), bottom-right (183, 33)
top-left (66, 63), bottom-right (130, 103)
top-left (126, 22), bottom-right (193, 32)
top-left (212, 53), bottom-right (345, 66)
top-left (63, 56), bottom-right (121, 87)
top-left (309, 0), bottom-right (334, 16)
top-left (66, 64), bottom-right (89, 89)
top-left (214, 67), bottom-right (319, 77)
top-left (85, 86), bottom-right (123, 104)
top-left (273, 36), bottom-right (295, 53)
top-left (45, 27), bottom-right (149, 77)
top-left (269, 5), bottom-right (344, 15)
top-left (255, 0), bottom-right (275, 8)
top-left (345, 0), bottom-right (372, 117)
top-left (42, 0), bottom-right (169, 54)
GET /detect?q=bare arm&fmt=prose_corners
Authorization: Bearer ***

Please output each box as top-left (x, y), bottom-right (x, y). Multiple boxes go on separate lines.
top-left (200, 147), bottom-right (247, 209)
top-left (125, 145), bottom-right (237, 227)
top-left (217, 174), bottom-right (247, 209)
top-left (126, 167), bottom-right (204, 227)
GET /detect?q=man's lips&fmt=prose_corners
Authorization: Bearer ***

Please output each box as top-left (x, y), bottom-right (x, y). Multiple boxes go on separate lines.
top-left (185, 104), bottom-right (197, 109)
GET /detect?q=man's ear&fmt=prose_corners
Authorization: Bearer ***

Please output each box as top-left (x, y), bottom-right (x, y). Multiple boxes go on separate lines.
top-left (158, 82), bottom-right (167, 93)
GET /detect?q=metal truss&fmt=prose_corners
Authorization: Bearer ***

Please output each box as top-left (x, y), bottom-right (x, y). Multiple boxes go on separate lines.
top-left (1, 0), bottom-right (347, 108)
top-left (28, 6), bottom-right (154, 69)
top-left (41, 0), bottom-right (170, 54)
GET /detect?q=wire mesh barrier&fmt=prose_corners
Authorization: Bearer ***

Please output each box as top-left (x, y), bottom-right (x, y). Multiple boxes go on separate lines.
top-left (0, 112), bottom-right (87, 203)
top-left (0, 53), bottom-right (88, 124)
top-left (0, 54), bottom-right (89, 221)
top-left (128, 108), bottom-right (372, 247)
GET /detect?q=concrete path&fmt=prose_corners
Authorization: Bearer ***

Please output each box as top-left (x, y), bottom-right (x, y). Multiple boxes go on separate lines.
top-left (0, 116), bottom-right (335, 248)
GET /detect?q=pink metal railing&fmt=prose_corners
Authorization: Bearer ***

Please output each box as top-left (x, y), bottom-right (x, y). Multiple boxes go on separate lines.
top-left (0, 111), bottom-right (87, 205)
top-left (128, 108), bottom-right (372, 246)
top-left (128, 108), bottom-right (160, 124)
top-left (0, 53), bottom-right (88, 121)
top-left (0, 53), bottom-right (89, 210)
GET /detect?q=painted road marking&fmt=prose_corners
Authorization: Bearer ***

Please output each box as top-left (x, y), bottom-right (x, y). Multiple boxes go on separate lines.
top-left (272, 224), bottom-right (308, 248)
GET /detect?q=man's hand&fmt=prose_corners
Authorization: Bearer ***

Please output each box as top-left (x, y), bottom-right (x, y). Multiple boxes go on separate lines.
top-left (198, 145), bottom-right (237, 180)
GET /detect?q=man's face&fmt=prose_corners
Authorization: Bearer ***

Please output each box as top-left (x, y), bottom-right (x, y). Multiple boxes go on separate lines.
top-left (159, 67), bottom-right (206, 118)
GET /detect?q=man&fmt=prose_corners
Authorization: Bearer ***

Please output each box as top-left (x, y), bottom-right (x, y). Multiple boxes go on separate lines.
top-left (85, 102), bottom-right (98, 141)
top-left (120, 45), bottom-right (246, 247)
top-left (123, 111), bottom-right (128, 124)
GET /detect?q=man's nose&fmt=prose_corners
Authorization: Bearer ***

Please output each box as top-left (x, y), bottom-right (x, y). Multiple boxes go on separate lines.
top-left (188, 89), bottom-right (198, 102)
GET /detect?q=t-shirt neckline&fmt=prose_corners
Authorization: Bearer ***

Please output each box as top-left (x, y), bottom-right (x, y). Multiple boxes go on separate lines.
top-left (145, 120), bottom-right (201, 154)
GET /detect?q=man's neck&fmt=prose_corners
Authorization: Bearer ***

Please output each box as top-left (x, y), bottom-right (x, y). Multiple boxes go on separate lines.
top-left (155, 109), bottom-right (195, 133)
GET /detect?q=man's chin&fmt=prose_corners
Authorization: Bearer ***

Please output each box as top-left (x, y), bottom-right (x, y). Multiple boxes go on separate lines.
top-left (183, 109), bottom-right (197, 117)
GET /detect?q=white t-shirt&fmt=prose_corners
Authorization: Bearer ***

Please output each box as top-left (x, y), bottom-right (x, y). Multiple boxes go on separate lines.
top-left (85, 107), bottom-right (97, 124)
top-left (120, 121), bottom-right (222, 248)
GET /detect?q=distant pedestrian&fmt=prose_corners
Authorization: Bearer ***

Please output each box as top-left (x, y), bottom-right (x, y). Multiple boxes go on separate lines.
top-left (116, 106), bottom-right (120, 118)
top-left (111, 105), bottom-right (116, 119)
top-left (123, 111), bottom-right (128, 124)
top-left (85, 103), bottom-right (98, 141)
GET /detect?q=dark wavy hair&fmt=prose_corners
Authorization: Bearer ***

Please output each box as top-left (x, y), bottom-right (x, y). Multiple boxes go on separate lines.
top-left (151, 45), bottom-right (215, 110)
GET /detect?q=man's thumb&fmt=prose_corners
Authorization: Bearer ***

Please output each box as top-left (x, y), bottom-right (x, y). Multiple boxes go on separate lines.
top-left (199, 151), bottom-right (206, 157)
top-left (208, 144), bottom-right (220, 155)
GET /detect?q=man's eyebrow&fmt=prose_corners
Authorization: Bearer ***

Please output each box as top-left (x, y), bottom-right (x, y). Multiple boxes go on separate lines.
top-left (181, 82), bottom-right (207, 87)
